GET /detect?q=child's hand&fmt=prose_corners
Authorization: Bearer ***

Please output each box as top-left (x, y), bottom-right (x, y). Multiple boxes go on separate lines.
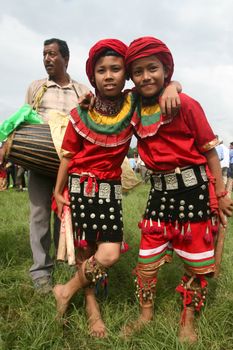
top-left (78, 92), bottom-right (95, 110)
top-left (54, 192), bottom-right (70, 219)
top-left (159, 84), bottom-right (181, 116)
top-left (218, 195), bottom-right (233, 227)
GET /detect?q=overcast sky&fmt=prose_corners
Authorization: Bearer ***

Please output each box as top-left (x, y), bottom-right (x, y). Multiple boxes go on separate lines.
top-left (0, 0), bottom-right (232, 146)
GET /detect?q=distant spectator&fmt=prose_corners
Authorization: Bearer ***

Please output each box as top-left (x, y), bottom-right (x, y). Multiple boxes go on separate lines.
top-left (229, 142), bottom-right (233, 178)
top-left (129, 157), bottom-right (136, 171)
top-left (6, 161), bottom-right (16, 188)
top-left (215, 135), bottom-right (230, 185)
top-left (121, 157), bottom-right (141, 192)
top-left (136, 156), bottom-right (148, 182)
top-left (226, 142), bottom-right (233, 195)
top-left (220, 143), bottom-right (230, 185)
top-left (15, 165), bottom-right (27, 191)
top-left (215, 135), bottom-right (224, 161)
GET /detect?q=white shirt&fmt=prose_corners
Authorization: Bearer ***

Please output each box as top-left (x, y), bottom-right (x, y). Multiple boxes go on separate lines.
top-left (221, 144), bottom-right (230, 168)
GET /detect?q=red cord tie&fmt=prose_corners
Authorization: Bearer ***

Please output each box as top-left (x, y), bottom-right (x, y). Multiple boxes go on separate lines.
top-left (176, 275), bottom-right (208, 325)
top-left (80, 174), bottom-right (99, 195)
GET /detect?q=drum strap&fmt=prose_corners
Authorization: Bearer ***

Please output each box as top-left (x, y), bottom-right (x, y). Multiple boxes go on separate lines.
top-left (71, 84), bottom-right (80, 100)
top-left (33, 83), bottom-right (48, 111)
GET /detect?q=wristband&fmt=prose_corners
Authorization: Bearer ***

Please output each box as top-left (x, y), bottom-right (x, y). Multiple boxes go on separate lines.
top-left (216, 190), bottom-right (228, 199)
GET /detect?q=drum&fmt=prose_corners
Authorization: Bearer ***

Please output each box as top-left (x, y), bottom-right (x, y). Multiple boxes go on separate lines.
top-left (6, 124), bottom-right (60, 177)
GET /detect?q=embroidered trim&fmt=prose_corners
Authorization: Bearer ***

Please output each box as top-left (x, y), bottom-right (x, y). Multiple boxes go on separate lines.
top-left (69, 92), bottom-right (136, 147)
top-left (201, 138), bottom-right (219, 152)
top-left (131, 95), bottom-right (173, 138)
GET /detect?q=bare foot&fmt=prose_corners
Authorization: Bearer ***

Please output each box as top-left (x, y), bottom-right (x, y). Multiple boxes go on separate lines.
top-left (88, 316), bottom-right (106, 338)
top-left (85, 290), bottom-right (107, 338)
top-left (178, 307), bottom-right (198, 344)
top-left (121, 316), bottom-right (151, 338)
top-left (53, 284), bottom-right (70, 319)
top-left (121, 304), bottom-right (153, 338)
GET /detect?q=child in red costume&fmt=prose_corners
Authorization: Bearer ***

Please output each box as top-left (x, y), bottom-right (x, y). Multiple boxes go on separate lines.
top-left (122, 36), bottom-right (233, 343)
top-left (53, 38), bottom-right (181, 338)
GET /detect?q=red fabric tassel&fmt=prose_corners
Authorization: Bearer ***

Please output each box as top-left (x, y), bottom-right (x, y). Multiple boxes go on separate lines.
top-left (212, 225), bottom-right (219, 235)
top-left (51, 186), bottom-right (69, 214)
top-left (184, 222), bottom-right (192, 242)
top-left (74, 239), bottom-right (79, 248)
top-left (179, 225), bottom-right (185, 242)
top-left (79, 239), bottom-right (88, 248)
top-left (150, 225), bottom-right (163, 233)
top-left (51, 195), bottom-right (58, 214)
top-left (176, 284), bottom-right (193, 325)
top-left (172, 220), bottom-right (180, 237)
top-left (80, 174), bottom-right (98, 195)
top-left (121, 241), bottom-right (130, 253)
top-left (198, 275), bottom-right (208, 289)
top-left (176, 275), bottom-right (208, 324)
top-left (204, 225), bottom-right (211, 244)
top-left (139, 218), bottom-right (164, 234)
top-left (211, 216), bottom-right (219, 235)
top-left (138, 221), bottom-right (143, 229)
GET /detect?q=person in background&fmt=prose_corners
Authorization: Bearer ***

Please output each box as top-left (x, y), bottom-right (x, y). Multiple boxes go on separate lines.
top-left (121, 156), bottom-right (141, 192)
top-left (215, 135), bottom-right (224, 162)
top-left (226, 142), bottom-right (233, 195)
top-left (136, 155), bottom-right (148, 182)
top-left (6, 161), bottom-right (16, 188)
top-left (220, 142), bottom-right (230, 186)
top-left (129, 157), bottom-right (136, 171)
top-left (215, 135), bottom-right (230, 186)
top-left (15, 165), bottom-right (26, 191)
top-left (26, 38), bottom-right (89, 294)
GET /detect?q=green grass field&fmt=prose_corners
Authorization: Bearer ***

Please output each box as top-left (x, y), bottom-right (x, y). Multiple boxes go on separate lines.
top-left (0, 185), bottom-right (233, 350)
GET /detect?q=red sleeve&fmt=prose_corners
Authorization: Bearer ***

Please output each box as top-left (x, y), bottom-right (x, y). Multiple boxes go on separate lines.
top-left (181, 94), bottom-right (218, 153)
top-left (61, 120), bottom-right (82, 156)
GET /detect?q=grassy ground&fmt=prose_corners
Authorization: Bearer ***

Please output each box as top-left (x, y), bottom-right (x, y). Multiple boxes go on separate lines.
top-left (0, 185), bottom-right (233, 350)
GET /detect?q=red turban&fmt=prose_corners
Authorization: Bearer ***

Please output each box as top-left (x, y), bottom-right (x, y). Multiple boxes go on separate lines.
top-left (125, 36), bottom-right (174, 84)
top-left (86, 39), bottom-right (128, 87)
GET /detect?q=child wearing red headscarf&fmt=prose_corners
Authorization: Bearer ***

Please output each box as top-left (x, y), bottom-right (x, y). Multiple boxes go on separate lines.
top-left (122, 36), bottom-right (233, 343)
top-left (53, 39), bottom-right (133, 338)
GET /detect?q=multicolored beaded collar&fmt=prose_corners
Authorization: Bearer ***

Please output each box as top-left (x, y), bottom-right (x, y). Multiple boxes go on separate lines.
top-left (70, 92), bottom-right (136, 147)
top-left (131, 95), bottom-right (173, 138)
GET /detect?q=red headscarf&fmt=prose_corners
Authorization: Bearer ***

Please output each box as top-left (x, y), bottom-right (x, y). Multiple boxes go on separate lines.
top-left (125, 36), bottom-right (174, 84)
top-left (86, 39), bottom-right (128, 87)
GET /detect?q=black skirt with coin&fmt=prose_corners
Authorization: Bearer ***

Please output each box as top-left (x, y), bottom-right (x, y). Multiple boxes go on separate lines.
top-left (68, 174), bottom-right (123, 243)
